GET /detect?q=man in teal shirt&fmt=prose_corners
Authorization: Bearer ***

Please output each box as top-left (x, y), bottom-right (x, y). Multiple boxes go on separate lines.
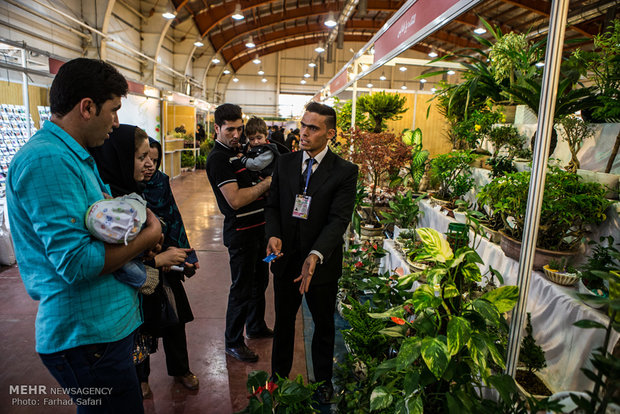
top-left (7, 58), bottom-right (162, 413)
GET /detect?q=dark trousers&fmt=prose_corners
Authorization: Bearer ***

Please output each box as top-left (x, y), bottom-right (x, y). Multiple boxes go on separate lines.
top-left (39, 331), bottom-right (143, 414)
top-left (271, 264), bottom-right (338, 383)
top-left (225, 239), bottom-right (269, 347)
top-left (135, 323), bottom-right (190, 382)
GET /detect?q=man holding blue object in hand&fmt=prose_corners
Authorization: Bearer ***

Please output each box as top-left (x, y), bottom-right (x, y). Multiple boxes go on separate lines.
top-left (265, 102), bottom-right (358, 404)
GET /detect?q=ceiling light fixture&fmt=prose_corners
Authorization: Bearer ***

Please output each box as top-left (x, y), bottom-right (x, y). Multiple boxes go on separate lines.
top-left (162, 10), bottom-right (177, 19)
top-left (223, 69), bottom-right (231, 75)
top-left (399, 66), bottom-right (407, 72)
top-left (366, 83), bottom-right (373, 88)
top-left (401, 84), bottom-right (407, 90)
top-left (324, 11), bottom-right (337, 28)
top-left (194, 39), bottom-right (204, 47)
top-left (447, 70), bottom-right (455, 75)
top-left (245, 36), bottom-right (255, 48)
top-left (431, 87), bottom-right (437, 93)
top-left (379, 72), bottom-right (386, 81)
top-left (308, 62), bottom-right (317, 68)
top-left (474, 25), bottom-right (487, 35)
top-left (300, 79), bottom-right (307, 84)
top-left (261, 78), bottom-right (267, 83)
top-left (212, 58), bottom-right (220, 64)
top-left (535, 62), bottom-right (545, 67)
top-left (231, 3), bottom-right (244, 20)
top-left (315, 41), bottom-right (325, 53)
top-left (252, 54), bottom-right (261, 64)
top-left (232, 77), bottom-right (239, 82)
top-left (420, 78), bottom-right (427, 83)
top-left (428, 49), bottom-right (438, 58)
top-left (304, 73), bottom-right (311, 78)
top-left (258, 67), bottom-right (264, 75)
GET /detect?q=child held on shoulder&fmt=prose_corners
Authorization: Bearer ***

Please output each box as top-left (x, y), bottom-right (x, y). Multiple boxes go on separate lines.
top-left (237, 116), bottom-right (280, 178)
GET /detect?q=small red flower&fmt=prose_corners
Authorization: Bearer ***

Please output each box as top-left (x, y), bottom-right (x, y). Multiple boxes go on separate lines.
top-left (355, 261), bottom-right (363, 268)
top-left (252, 386), bottom-right (265, 396)
top-left (391, 316), bottom-right (406, 325)
top-left (372, 243), bottom-right (378, 250)
top-left (361, 247), bottom-right (368, 252)
top-left (403, 304), bottom-right (413, 314)
top-left (266, 381), bottom-right (278, 394)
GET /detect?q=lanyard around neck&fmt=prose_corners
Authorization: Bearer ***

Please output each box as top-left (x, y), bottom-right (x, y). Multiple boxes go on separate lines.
top-left (303, 158), bottom-right (314, 195)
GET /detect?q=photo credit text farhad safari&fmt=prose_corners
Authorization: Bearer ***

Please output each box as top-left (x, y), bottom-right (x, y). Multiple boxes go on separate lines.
top-left (9, 384), bottom-right (112, 407)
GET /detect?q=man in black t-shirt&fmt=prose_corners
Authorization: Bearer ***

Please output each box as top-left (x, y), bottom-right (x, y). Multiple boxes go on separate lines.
top-left (206, 104), bottom-right (273, 363)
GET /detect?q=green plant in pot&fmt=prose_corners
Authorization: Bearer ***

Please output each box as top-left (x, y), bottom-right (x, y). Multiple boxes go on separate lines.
top-left (380, 190), bottom-right (425, 238)
top-left (558, 115), bottom-right (594, 173)
top-left (360, 228), bottom-right (530, 412)
top-left (238, 370), bottom-right (319, 413)
top-left (517, 313), bottom-right (550, 397)
top-left (570, 272), bottom-right (620, 414)
top-left (486, 125), bottom-right (526, 176)
top-left (350, 129), bottom-right (411, 230)
top-left (579, 236), bottom-right (619, 300)
top-left (429, 150), bottom-right (477, 207)
top-left (356, 91), bottom-right (408, 133)
top-left (390, 128), bottom-right (430, 192)
top-left (477, 167), bottom-right (611, 267)
top-left (502, 69), bottom-right (597, 155)
top-left (452, 105), bottom-right (504, 150)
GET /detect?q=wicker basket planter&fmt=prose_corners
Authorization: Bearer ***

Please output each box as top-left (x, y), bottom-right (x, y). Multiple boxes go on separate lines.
top-left (542, 265), bottom-right (579, 286)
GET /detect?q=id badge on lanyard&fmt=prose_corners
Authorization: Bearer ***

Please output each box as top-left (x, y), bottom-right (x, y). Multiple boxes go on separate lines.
top-left (293, 158), bottom-right (314, 220)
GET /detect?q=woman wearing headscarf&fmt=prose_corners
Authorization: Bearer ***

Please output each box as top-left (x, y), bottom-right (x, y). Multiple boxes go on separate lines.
top-left (91, 125), bottom-right (195, 399)
top-left (137, 137), bottom-right (200, 397)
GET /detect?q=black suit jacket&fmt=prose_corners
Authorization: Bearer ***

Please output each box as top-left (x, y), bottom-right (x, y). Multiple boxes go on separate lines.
top-left (265, 148), bottom-right (358, 285)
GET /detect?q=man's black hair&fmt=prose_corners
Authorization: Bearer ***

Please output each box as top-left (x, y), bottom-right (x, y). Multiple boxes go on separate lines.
top-left (305, 102), bottom-right (336, 131)
top-left (214, 103), bottom-right (243, 126)
top-left (49, 58), bottom-right (128, 117)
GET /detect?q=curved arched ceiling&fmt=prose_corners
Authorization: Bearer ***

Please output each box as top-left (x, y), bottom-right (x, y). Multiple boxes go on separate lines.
top-left (164, 0), bottom-right (616, 96)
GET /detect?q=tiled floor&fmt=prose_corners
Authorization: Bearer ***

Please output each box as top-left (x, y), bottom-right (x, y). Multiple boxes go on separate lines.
top-left (0, 170), bottom-right (308, 413)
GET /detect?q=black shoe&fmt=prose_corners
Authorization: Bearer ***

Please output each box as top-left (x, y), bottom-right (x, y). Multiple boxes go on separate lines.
top-left (225, 344), bottom-right (259, 362)
top-left (246, 328), bottom-right (274, 340)
top-left (314, 383), bottom-right (334, 405)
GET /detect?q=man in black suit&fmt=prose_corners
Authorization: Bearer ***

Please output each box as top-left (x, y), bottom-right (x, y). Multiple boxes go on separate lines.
top-left (265, 102), bottom-right (358, 404)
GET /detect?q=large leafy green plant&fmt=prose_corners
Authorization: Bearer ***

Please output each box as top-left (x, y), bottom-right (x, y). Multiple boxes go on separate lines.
top-left (357, 91), bottom-right (408, 133)
top-left (477, 167), bottom-right (611, 251)
top-left (391, 128), bottom-right (430, 191)
top-left (363, 228), bottom-right (521, 412)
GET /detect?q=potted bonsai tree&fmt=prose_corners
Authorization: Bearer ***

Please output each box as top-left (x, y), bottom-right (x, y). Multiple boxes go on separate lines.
top-left (477, 166), bottom-right (611, 269)
top-left (558, 115), bottom-right (594, 173)
top-left (350, 129), bottom-right (411, 237)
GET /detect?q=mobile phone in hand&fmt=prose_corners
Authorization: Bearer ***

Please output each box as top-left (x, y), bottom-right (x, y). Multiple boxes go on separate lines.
top-left (263, 253), bottom-right (278, 263)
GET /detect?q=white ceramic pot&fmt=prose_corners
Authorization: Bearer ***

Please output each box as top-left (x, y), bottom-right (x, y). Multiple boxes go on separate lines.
top-left (578, 279), bottom-right (606, 309)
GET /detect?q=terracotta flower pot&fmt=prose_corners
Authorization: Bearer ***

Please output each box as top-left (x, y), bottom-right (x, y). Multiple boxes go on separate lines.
top-left (498, 231), bottom-right (578, 271)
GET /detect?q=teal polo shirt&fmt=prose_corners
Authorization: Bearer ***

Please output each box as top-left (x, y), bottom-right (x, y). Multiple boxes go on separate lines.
top-left (7, 121), bottom-right (142, 354)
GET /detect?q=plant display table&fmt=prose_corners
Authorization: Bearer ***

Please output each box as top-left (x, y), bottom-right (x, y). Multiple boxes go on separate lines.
top-left (378, 199), bottom-right (619, 393)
